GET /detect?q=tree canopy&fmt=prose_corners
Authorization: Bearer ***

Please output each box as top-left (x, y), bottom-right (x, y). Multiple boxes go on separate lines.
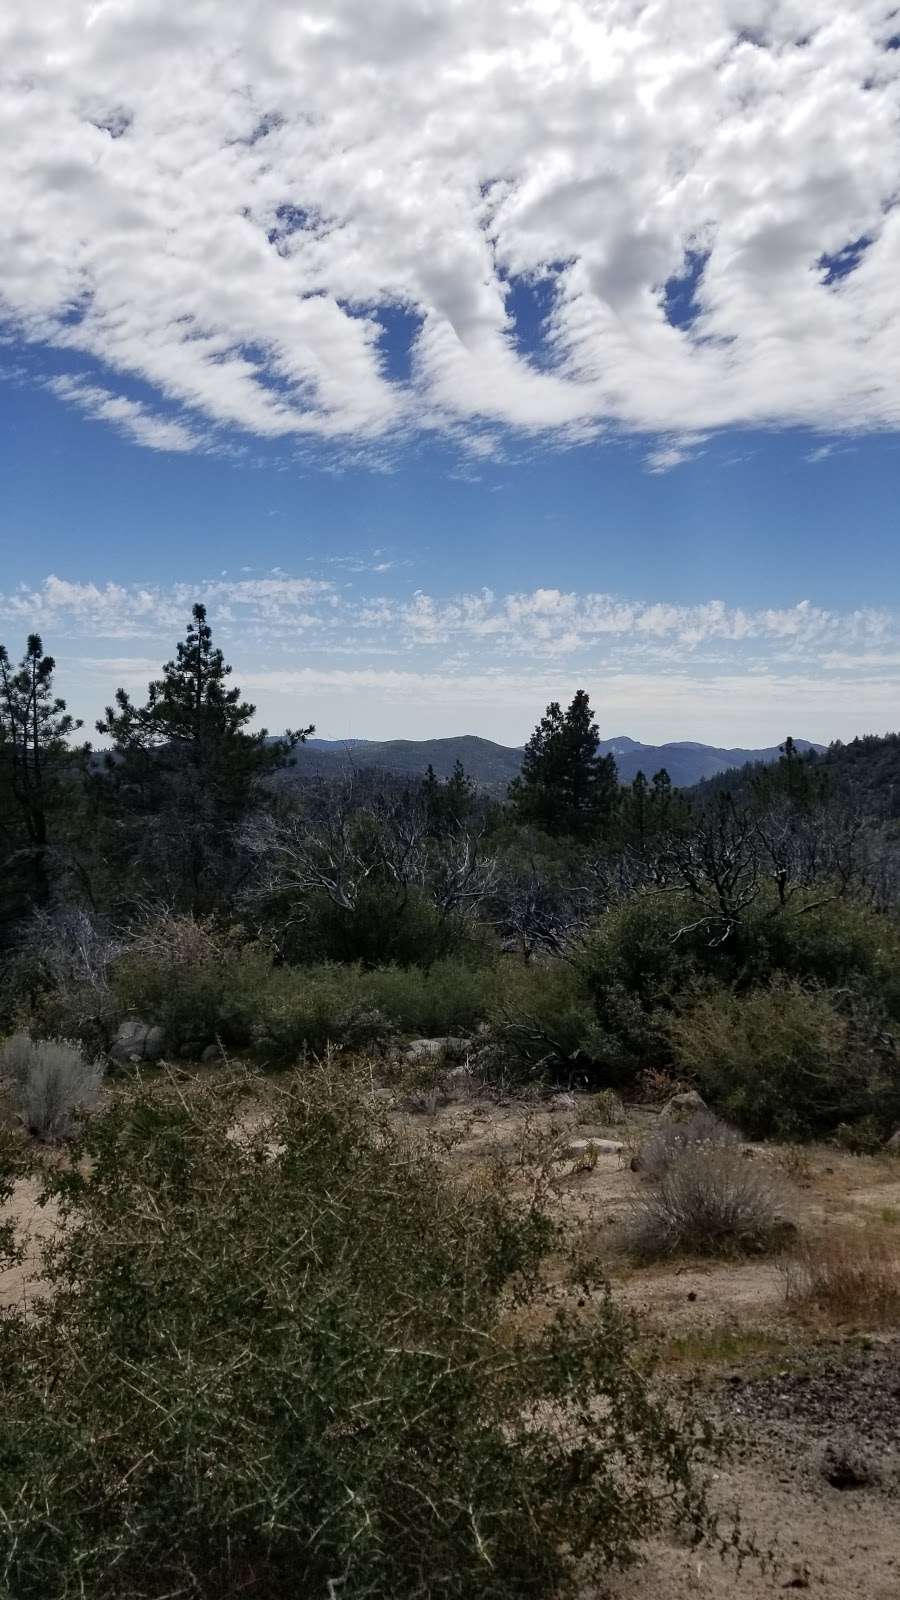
top-left (509, 689), bottom-right (617, 837)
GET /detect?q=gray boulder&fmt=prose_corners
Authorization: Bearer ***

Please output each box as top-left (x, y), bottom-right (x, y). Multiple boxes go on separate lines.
top-left (659, 1089), bottom-right (709, 1121)
top-left (404, 1037), bottom-right (470, 1064)
top-left (110, 1018), bottom-right (165, 1064)
top-left (886, 1128), bottom-right (900, 1152)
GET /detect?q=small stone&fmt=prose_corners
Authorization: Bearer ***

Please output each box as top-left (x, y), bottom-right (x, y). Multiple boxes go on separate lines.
top-left (201, 1044), bottom-right (221, 1064)
top-left (550, 1092), bottom-right (577, 1111)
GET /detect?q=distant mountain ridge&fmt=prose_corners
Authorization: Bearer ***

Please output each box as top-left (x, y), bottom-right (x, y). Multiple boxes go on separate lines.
top-left (283, 733), bottom-right (825, 790)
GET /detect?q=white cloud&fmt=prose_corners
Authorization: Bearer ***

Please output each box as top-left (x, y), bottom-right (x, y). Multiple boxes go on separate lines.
top-left (44, 375), bottom-right (210, 453)
top-left (3, 571), bottom-right (898, 743)
top-left (0, 2), bottom-right (898, 453)
top-left (1, 575), bottom-right (892, 664)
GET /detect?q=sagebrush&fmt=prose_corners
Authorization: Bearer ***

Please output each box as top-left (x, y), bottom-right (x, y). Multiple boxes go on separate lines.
top-left (629, 1143), bottom-right (791, 1260)
top-left (0, 1033), bottom-right (103, 1141)
top-left (635, 1110), bottom-right (740, 1180)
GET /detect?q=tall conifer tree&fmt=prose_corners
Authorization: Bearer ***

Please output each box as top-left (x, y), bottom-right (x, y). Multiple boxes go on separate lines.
top-left (509, 689), bottom-right (617, 836)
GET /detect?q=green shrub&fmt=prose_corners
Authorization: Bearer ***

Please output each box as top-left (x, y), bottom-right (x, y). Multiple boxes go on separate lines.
top-left (578, 888), bottom-right (900, 1068)
top-left (364, 957), bottom-right (493, 1036)
top-left (666, 980), bottom-right (900, 1139)
top-left (832, 1115), bottom-right (885, 1155)
top-left (584, 888), bottom-right (900, 1000)
top-left (486, 959), bottom-right (599, 1067)
top-left (0, 1125), bottom-right (27, 1281)
top-left (579, 894), bottom-right (708, 1014)
top-left (252, 963), bottom-right (390, 1063)
top-left (283, 884), bottom-right (489, 969)
top-left (752, 892), bottom-right (900, 1008)
top-left (111, 918), bottom-right (268, 1054)
top-left (0, 1069), bottom-right (727, 1598)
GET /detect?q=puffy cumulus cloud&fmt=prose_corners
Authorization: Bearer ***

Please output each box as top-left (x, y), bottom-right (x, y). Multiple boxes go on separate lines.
top-left (1, 1), bottom-right (899, 456)
top-left (0, 574), bottom-right (336, 638)
top-left (4, 573), bottom-right (900, 741)
top-left (1, 573), bottom-right (894, 665)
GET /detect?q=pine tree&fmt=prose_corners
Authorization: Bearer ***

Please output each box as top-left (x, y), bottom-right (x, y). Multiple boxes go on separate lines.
top-left (0, 634), bottom-right (82, 914)
top-left (509, 690), bottom-right (617, 837)
top-left (96, 604), bottom-right (313, 908)
top-left (421, 759), bottom-right (476, 836)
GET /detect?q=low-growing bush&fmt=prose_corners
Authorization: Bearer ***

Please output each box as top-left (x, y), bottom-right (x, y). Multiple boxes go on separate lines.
top-left (783, 1229), bottom-right (900, 1326)
top-left (578, 1088), bottom-right (627, 1126)
top-left (0, 1033), bottom-right (103, 1142)
top-left (665, 979), bottom-right (900, 1140)
top-left (635, 1111), bottom-right (740, 1181)
top-left (3, 908), bottom-right (124, 1056)
top-left (364, 956), bottom-right (492, 1036)
top-left (832, 1115), bottom-right (885, 1155)
top-left (252, 964), bottom-right (390, 1064)
top-left (0, 1069), bottom-right (728, 1598)
top-left (0, 1125), bottom-right (27, 1280)
top-left (628, 1144), bottom-right (790, 1261)
top-left (576, 888), bottom-right (900, 1064)
top-left (485, 959), bottom-right (600, 1069)
top-left (110, 914), bottom-right (268, 1054)
top-left (283, 882), bottom-right (492, 969)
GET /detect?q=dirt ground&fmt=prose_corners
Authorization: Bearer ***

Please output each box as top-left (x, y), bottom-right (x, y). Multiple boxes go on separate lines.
top-left (402, 1094), bottom-right (900, 1599)
top-left (2, 1076), bottom-right (900, 1596)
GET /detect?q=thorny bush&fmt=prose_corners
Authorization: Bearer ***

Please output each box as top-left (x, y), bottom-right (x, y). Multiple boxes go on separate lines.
top-left (0, 1067), bottom-right (733, 1599)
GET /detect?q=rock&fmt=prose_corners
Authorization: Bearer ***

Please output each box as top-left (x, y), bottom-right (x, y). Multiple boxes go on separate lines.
top-left (404, 1037), bottom-right (469, 1064)
top-left (201, 1044), bottom-right (222, 1064)
top-left (563, 1137), bottom-right (625, 1159)
top-left (820, 1443), bottom-right (877, 1490)
top-left (659, 1089), bottom-right (709, 1121)
top-left (550, 1092), bottom-right (577, 1112)
top-left (886, 1129), bottom-right (900, 1152)
top-left (110, 1018), bottom-right (165, 1064)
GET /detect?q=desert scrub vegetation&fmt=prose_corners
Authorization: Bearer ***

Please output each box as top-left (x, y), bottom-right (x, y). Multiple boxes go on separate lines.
top-left (633, 1109), bottom-right (741, 1181)
top-left (783, 1228), bottom-right (900, 1328)
top-left (0, 1033), bottom-right (103, 1142)
top-left (628, 1142), bottom-right (791, 1261)
top-left (0, 1068), bottom-right (729, 1600)
top-left (665, 978), bottom-right (900, 1140)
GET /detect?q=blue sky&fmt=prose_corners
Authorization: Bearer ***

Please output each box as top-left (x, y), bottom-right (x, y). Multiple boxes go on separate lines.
top-left (1, 1), bottom-right (899, 747)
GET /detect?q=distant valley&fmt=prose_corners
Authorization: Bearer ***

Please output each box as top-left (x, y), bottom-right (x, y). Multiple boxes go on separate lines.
top-left (288, 733), bottom-right (826, 790)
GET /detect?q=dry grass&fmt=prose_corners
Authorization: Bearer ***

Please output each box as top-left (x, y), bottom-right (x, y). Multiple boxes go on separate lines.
top-left (772, 1143), bottom-right (815, 1184)
top-left (576, 1089), bottom-right (626, 1127)
top-left (783, 1227), bottom-right (900, 1327)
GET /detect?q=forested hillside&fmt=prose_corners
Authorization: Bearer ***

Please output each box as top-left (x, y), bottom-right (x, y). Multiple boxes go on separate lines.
top-left (279, 732), bottom-right (826, 790)
top-left (3, 607), bottom-right (900, 1598)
